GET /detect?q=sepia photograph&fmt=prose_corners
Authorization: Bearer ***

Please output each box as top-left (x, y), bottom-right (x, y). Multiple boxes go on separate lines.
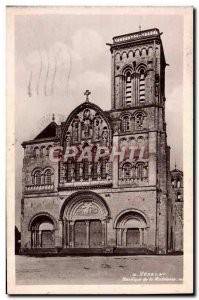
top-left (6, 6), bottom-right (193, 294)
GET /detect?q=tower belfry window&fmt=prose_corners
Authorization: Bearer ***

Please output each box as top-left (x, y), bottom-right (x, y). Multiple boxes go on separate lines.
top-left (139, 69), bottom-right (145, 103)
top-left (124, 70), bottom-right (132, 106)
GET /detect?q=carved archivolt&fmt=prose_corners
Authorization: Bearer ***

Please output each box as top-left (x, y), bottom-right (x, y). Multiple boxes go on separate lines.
top-left (62, 104), bottom-right (111, 146)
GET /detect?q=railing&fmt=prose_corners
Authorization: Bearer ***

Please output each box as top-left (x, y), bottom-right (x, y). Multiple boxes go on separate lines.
top-left (59, 178), bottom-right (112, 190)
top-left (113, 29), bottom-right (160, 44)
top-left (25, 184), bottom-right (54, 192)
top-left (119, 177), bottom-right (148, 186)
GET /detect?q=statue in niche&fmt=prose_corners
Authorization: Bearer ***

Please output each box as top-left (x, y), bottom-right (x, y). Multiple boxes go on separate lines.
top-left (102, 127), bottom-right (109, 145)
top-left (82, 109), bottom-right (92, 139)
top-left (65, 132), bottom-right (71, 146)
top-left (97, 161), bottom-right (101, 178)
top-left (88, 162), bottom-right (92, 177)
top-left (93, 114), bottom-right (102, 140)
top-left (71, 162), bottom-right (75, 180)
top-left (63, 163), bottom-right (67, 180)
top-left (105, 162), bottom-right (109, 179)
top-left (79, 163), bottom-right (83, 178)
top-left (72, 117), bottom-right (80, 141)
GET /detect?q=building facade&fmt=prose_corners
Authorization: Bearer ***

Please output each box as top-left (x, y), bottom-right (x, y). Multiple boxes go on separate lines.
top-left (20, 28), bottom-right (183, 254)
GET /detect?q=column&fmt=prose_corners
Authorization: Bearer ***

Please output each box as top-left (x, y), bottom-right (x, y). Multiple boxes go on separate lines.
top-left (63, 219), bottom-right (67, 248)
top-left (117, 228), bottom-right (122, 247)
top-left (55, 219), bottom-right (63, 248)
top-left (67, 221), bottom-right (70, 248)
top-left (39, 230), bottom-right (42, 248)
top-left (70, 221), bottom-right (75, 248)
top-left (139, 229), bottom-right (143, 246)
top-left (36, 230), bottom-right (39, 247)
top-left (85, 221), bottom-right (90, 248)
top-left (101, 220), bottom-right (107, 247)
top-left (123, 229), bottom-right (127, 247)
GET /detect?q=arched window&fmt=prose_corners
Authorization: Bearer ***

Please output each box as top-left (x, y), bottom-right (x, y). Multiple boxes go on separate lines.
top-left (72, 116), bottom-right (80, 141)
top-left (135, 112), bottom-right (145, 130)
top-left (92, 147), bottom-right (98, 180)
top-left (66, 159), bottom-right (73, 182)
top-left (123, 68), bottom-right (133, 107)
top-left (46, 145), bottom-right (52, 156)
top-left (33, 147), bottom-right (40, 157)
top-left (122, 163), bottom-right (132, 179)
top-left (136, 163), bottom-right (144, 179)
top-left (41, 146), bottom-right (47, 157)
top-left (35, 171), bottom-right (42, 185)
top-left (83, 160), bottom-right (89, 180)
top-left (139, 69), bottom-right (145, 103)
top-left (44, 170), bottom-right (52, 185)
top-left (121, 115), bottom-right (130, 132)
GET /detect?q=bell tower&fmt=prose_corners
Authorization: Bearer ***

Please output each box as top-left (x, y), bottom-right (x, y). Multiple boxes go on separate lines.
top-left (108, 28), bottom-right (166, 111)
top-left (107, 28), bottom-right (170, 253)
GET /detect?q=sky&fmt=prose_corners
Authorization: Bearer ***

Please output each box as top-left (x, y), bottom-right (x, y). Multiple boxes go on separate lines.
top-left (15, 11), bottom-right (183, 228)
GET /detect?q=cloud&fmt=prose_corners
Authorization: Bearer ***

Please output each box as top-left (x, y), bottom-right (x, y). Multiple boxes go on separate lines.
top-left (71, 29), bottom-right (104, 62)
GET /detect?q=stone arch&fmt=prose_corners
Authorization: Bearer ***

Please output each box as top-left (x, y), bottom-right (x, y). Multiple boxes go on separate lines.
top-left (141, 47), bottom-right (147, 56)
top-left (60, 191), bottom-right (111, 221)
top-left (28, 212), bottom-right (57, 231)
top-left (114, 208), bottom-right (149, 228)
top-left (121, 51), bottom-right (128, 59)
top-left (114, 209), bottom-right (150, 247)
top-left (120, 64), bottom-right (134, 74)
top-left (60, 191), bottom-right (111, 248)
top-left (60, 102), bottom-right (112, 145)
top-left (148, 46), bottom-right (153, 56)
top-left (28, 212), bottom-right (57, 248)
top-left (136, 63), bottom-right (147, 74)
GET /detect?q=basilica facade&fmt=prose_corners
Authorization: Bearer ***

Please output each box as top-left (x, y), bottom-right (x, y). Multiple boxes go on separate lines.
top-left (20, 28), bottom-right (183, 255)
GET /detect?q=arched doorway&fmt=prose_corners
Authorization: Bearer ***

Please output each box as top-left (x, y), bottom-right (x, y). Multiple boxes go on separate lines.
top-left (29, 213), bottom-right (56, 248)
top-left (60, 192), bottom-right (110, 248)
top-left (115, 209), bottom-right (149, 248)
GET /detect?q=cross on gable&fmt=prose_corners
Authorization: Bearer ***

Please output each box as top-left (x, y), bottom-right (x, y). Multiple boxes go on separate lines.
top-left (84, 90), bottom-right (91, 102)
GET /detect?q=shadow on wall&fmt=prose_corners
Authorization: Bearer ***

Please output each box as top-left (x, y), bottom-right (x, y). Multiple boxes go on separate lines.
top-left (15, 226), bottom-right (21, 255)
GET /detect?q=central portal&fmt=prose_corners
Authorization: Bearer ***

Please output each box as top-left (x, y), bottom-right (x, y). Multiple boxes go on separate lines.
top-left (61, 191), bottom-right (110, 249)
top-left (74, 220), bottom-right (102, 248)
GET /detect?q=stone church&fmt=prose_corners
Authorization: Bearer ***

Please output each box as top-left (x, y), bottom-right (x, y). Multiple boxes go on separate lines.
top-left (20, 28), bottom-right (183, 255)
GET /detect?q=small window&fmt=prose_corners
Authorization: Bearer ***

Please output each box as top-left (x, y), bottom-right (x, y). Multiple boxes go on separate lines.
top-left (35, 171), bottom-right (41, 185)
top-left (135, 113), bottom-right (144, 130)
top-left (136, 163), bottom-right (144, 179)
top-left (122, 115), bottom-right (130, 132)
top-left (44, 170), bottom-right (52, 185)
top-left (122, 163), bottom-right (132, 179)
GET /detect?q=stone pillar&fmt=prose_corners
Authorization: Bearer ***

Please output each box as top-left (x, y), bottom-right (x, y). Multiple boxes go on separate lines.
top-left (63, 219), bottom-right (67, 248)
top-left (70, 221), bottom-right (75, 248)
top-left (55, 219), bottom-right (63, 248)
top-left (39, 231), bottom-right (42, 248)
top-left (123, 229), bottom-right (127, 247)
top-left (85, 221), bottom-right (90, 248)
top-left (67, 221), bottom-right (70, 248)
top-left (101, 220), bottom-right (107, 246)
top-left (139, 229), bottom-right (143, 245)
top-left (117, 228), bottom-right (122, 247)
top-left (112, 133), bottom-right (119, 188)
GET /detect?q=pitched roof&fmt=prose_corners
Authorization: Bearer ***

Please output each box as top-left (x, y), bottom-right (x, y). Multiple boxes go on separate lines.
top-left (34, 121), bottom-right (57, 140)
